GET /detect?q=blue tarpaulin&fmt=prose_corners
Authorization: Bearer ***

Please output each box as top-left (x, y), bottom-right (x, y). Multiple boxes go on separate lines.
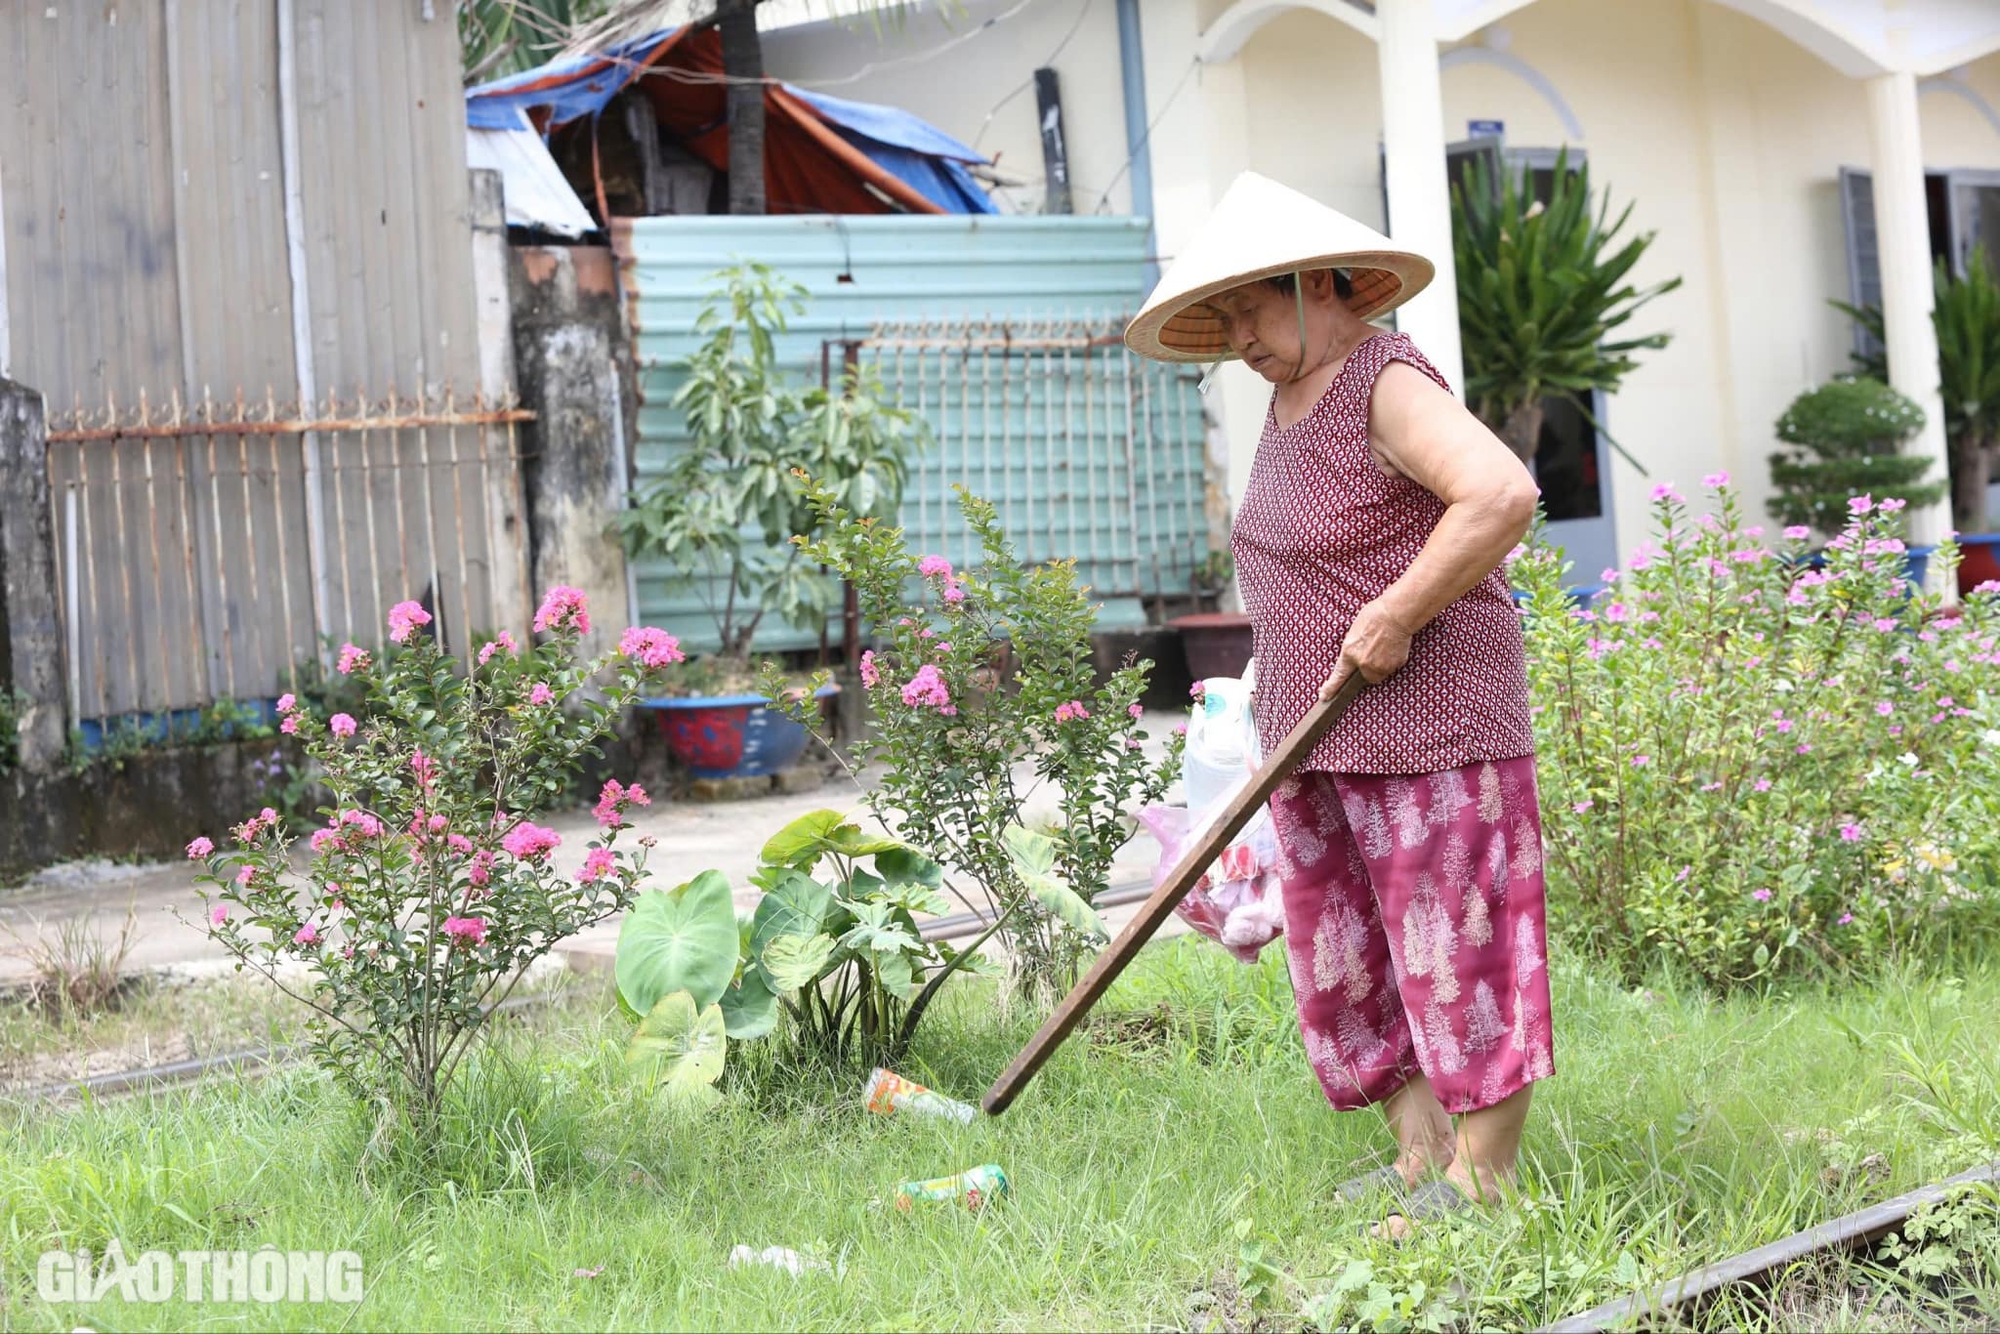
top-left (465, 27), bottom-right (996, 216)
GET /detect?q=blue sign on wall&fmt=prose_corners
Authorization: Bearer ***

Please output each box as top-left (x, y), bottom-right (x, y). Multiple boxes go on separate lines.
top-left (1469, 119), bottom-right (1505, 137)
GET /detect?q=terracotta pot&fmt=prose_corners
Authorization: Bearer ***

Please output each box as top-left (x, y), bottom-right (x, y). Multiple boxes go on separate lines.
top-left (1169, 612), bottom-right (1254, 681)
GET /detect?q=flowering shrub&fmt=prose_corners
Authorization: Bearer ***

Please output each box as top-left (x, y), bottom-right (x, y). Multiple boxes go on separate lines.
top-left (188, 589), bottom-right (685, 1129)
top-left (777, 476), bottom-right (1182, 1001)
top-left (1518, 476), bottom-right (2000, 986)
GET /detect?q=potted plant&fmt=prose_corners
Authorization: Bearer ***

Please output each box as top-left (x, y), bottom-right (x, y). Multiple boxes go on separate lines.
top-left (1169, 549), bottom-right (1252, 681)
top-left (1839, 248), bottom-right (2000, 592)
top-left (619, 261), bottom-right (925, 779)
top-left (1453, 148), bottom-right (1681, 467)
top-left (1766, 376), bottom-right (1946, 585)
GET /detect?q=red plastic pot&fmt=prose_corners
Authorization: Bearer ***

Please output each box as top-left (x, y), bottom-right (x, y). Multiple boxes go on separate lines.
top-left (1957, 533), bottom-right (2000, 595)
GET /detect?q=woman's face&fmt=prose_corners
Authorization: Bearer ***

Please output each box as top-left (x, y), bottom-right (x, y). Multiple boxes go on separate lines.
top-left (1205, 272), bottom-right (1337, 384)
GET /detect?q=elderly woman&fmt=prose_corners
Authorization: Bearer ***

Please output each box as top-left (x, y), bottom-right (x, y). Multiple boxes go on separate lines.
top-left (1126, 173), bottom-right (1550, 1232)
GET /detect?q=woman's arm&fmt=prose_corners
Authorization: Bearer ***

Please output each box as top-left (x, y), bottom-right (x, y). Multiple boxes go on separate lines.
top-left (1320, 361), bottom-right (1540, 699)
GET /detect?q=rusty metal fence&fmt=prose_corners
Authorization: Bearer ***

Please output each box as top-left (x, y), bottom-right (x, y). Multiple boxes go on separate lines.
top-left (45, 388), bottom-right (532, 723)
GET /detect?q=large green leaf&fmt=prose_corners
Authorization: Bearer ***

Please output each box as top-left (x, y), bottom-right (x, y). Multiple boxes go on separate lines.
top-left (749, 870), bottom-right (837, 961)
top-left (762, 933), bottom-right (839, 992)
top-left (1002, 824), bottom-right (1109, 940)
top-left (826, 824), bottom-right (902, 859)
top-left (615, 872), bottom-right (741, 1014)
top-left (626, 991), bottom-right (728, 1104)
top-left (760, 811), bottom-right (847, 869)
top-left (874, 846), bottom-right (943, 888)
top-left (720, 969), bottom-right (779, 1041)
top-left (838, 901), bottom-right (922, 956)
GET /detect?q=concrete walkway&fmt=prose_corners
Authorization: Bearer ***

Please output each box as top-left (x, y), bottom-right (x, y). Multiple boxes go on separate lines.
top-left (0, 711), bottom-right (1191, 987)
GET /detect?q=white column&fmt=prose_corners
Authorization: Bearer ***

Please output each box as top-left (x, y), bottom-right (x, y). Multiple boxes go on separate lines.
top-left (1377, 0), bottom-right (1464, 393)
top-left (1866, 71), bottom-right (1953, 550)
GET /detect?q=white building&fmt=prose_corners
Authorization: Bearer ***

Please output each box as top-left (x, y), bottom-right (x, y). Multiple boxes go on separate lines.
top-left (762, 0), bottom-right (2000, 576)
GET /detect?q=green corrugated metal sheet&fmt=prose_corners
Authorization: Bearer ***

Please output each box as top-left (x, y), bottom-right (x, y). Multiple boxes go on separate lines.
top-left (620, 215), bottom-right (1210, 654)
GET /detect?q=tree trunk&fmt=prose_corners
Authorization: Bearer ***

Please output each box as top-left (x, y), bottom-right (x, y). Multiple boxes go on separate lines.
top-left (1499, 399), bottom-right (1546, 466)
top-left (1951, 433), bottom-right (1994, 532)
top-left (718, 0), bottom-right (766, 216)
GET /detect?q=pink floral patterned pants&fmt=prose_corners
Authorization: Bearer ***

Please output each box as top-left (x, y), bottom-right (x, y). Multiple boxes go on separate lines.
top-left (1267, 757), bottom-right (1555, 1115)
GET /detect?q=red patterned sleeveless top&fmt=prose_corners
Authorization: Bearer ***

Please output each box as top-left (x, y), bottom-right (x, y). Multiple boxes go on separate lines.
top-left (1230, 331), bottom-right (1535, 775)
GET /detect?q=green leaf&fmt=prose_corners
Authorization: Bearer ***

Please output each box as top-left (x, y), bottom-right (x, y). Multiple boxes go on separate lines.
top-left (760, 810), bottom-right (847, 869)
top-left (1003, 824), bottom-right (1109, 940)
top-left (762, 932), bottom-right (839, 992)
top-left (872, 948), bottom-right (917, 1000)
top-left (626, 991), bottom-right (728, 1104)
top-left (720, 969), bottom-right (779, 1041)
top-left (874, 846), bottom-right (943, 888)
top-left (749, 870), bottom-right (836, 959)
top-left (1001, 823), bottom-right (1057, 876)
top-left (839, 901), bottom-right (922, 955)
top-left (614, 871), bottom-right (741, 1013)
top-left (826, 823), bottom-right (902, 859)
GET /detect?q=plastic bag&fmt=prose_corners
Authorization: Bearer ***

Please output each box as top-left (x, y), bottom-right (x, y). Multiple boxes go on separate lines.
top-left (1138, 671), bottom-right (1286, 964)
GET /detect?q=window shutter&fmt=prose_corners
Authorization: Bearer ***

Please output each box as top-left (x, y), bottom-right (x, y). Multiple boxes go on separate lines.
top-left (1839, 166), bottom-right (1884, 362)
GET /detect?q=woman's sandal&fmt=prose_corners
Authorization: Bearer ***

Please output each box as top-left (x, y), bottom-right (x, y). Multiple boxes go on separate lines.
top-left (1356, 1179), bottom-right (1479, 1239)
top-left (1332, 1163), bottom-right (1404, 1203)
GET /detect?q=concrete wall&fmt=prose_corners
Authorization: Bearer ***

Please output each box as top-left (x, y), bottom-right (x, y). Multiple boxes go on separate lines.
top-left (508, 245), bottom-right (635, 660)
top-left (760, 0), bottom-right (1134, 217)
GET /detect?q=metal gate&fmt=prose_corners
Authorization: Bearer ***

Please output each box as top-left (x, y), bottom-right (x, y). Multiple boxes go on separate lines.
top-left (45, 387), bottom-right (533, 723)
top-left (852, 314), bottom-right (1215, 625)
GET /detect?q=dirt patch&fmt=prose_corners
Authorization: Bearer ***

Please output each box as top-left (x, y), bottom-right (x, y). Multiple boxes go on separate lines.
top-left (2, 1030), bottom-right (195, 1092)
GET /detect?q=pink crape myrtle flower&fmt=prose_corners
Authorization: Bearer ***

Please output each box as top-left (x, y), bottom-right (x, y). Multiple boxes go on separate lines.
top-left (917, 555), bottom-right (953, 579)
top-left (1128, 703), bottom-right (1145, 719)
top-left (859, 650), bottom-right (880, 688)
top-left (478, 632), bottom-right (517, 666)
top-left (447, 833), bottom-right (475, 855)
top-left (529, 682), bottom-right (556, 706)
top-left (942, 581), bottom-right (967, 604)
top-left (468, 851), bottom-right (496, 887)
top-left (293, 923), bottom-right (319, 946)
top-left (235, 865), bottom-right (256, 886)
top-left (1190, 682), bottom-right (1206, 701)
top-left (277, 693), bottom-right (297, 714)
top-left (502, 822), bottom-right (562, 861)
top-left (900, 664), bottom-right (952, 711)
top-left (388, 600), bottom-right (432, 643)
top-left (443, 916), bottom-right (488, 946)
top-left (1054, 700), bottom-right (1091, 723)
top-left (185, 836), bottom-right (214, 860)
top-left (310, 828), bottom-right (343, 855)
top-left (533, 585), bottom-right (591, 636)
top-left (594, 779), bottom-right (651, 828)
top-left (619, 626), bottom-right (686, 669)
top-left (209, 903), bottom-right (228, 925)
top-left (338, 809), bottom-right (384, 839)
top-left (410, 749), bottom-right (437, 789)
top-left (280, 715), bottom-right (301, 736)
top-left (576, 847), bottom-right (617, 884)
top-left (336, 642), bottom-right (370, 674)
top-left (330, 713), bottom-right (357, 739)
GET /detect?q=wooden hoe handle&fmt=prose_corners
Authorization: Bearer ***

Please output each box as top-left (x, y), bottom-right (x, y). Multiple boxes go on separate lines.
top-left (982, 674), bottom-right (1366, 1115)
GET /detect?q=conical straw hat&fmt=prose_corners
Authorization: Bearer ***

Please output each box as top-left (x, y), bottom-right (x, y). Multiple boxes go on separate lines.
top-left (1125, 172), bottom-right (1435, 364)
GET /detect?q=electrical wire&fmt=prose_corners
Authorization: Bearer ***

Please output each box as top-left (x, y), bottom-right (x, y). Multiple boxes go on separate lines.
top-left (1090, 54), bottom-right (1199, 215)
top-left (969, 0), bottom-right (1093, 152)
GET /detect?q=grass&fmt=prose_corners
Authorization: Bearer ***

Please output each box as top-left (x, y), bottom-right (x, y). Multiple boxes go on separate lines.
top-left (0, 939), bottom-right (1995, 1331)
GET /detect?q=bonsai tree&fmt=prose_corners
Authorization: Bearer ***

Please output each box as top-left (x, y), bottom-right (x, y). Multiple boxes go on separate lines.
top-left (1766, 377), bottom-right (1945, 535)
top-left (618, 261), bottom-right (925, 684)
top-left (1452, 148), bottom-right (1682, 464)
top-left (1838, 249), bottom-right (2000, 530)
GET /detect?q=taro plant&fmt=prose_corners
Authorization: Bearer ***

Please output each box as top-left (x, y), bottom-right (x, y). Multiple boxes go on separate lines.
top-left (1452, 147), bottom-right (1681, 465)
top-left (1768, 377), bottom-right (1944, 536)
top-left (774, 475), bottom-right (1182, 1002)
top-left (613, 809), bottom-right (997, 1073)
top-left (618, 261), bottom-right (925, 675)
top-left (188, 587), bottom-right (688, 1133)
top-left (1517, 475), bottom-right (2000, 987)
